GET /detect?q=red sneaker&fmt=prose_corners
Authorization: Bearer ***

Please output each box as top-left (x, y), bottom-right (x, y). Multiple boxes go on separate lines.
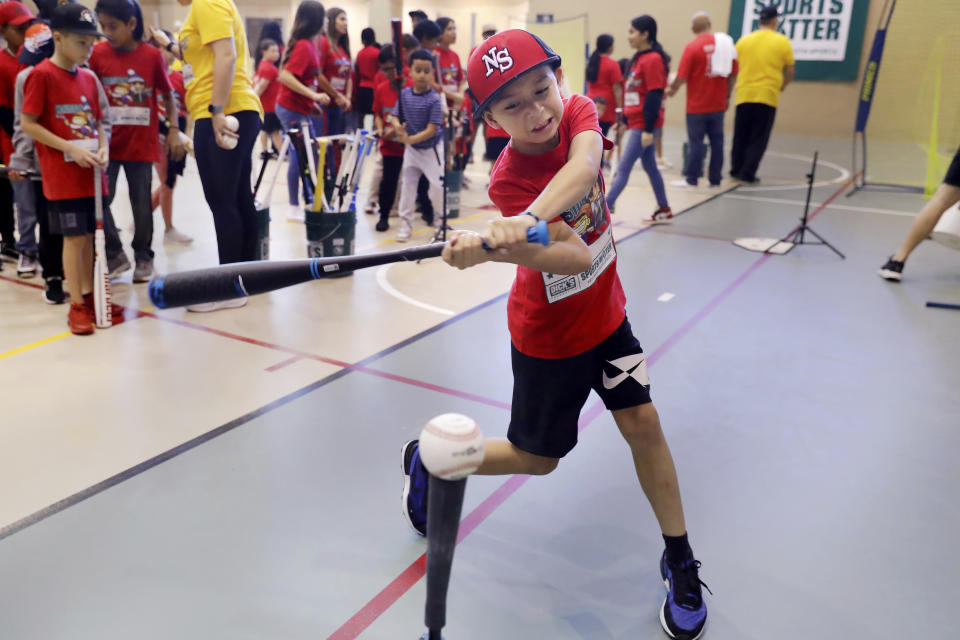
top-left (643, 206), bottom-right (673, 225)
top-left (83, 293), bottom-right (125, 325)
top-left (68, 302), bottom-right (94, 335)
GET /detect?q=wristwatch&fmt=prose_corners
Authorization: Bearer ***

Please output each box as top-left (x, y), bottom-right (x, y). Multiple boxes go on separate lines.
top-left (208, 104), bottom-right (224, 115)
top-left (165, 41), bottom-right (175, 52)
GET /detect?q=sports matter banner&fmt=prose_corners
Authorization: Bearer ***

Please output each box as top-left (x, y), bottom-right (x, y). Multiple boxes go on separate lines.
top-left (728, 0), bottom-right (870, 81)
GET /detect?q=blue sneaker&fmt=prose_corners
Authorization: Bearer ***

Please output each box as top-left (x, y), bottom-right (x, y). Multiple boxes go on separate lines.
top-left (660, 551), bottom-right (711, 640)
top-left (401, 440), bottom-right (428, 536)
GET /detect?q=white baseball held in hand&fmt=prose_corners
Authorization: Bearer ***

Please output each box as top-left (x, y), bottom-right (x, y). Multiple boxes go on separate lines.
top-left (418, 413), bottom-right (485, 481)
top-left (224, 115), bottom-right (239, 131)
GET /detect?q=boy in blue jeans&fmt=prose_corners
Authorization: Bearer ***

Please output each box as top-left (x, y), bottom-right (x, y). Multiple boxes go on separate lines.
top-left (400, 30), bottom-right (710, 640)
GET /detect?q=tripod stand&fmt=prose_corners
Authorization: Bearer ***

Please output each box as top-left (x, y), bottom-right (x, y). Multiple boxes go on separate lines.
top-left (765, 151), bottom-right (845, 258)
top-left (431, 109), bottom-right (457, 244)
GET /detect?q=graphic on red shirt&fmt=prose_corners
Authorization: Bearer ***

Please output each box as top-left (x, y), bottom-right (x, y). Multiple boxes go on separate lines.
top-left (488, 94), bottom-right (624, 359)
top-left (433, 47), bottom-right (462, 91)
top-left (676, 33), bottom-right (738, 114)
top-left (22, 60), bottom-right (105, 201)
top-left (320, 35), bottom-right (351, 93)
top-left (623, 51), bottom-right (666, 130)
top-left (88, 41), bottom-right (171, 162)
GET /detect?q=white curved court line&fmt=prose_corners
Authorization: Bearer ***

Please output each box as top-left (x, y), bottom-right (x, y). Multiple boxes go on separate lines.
top-left (735, 152), bottom-right (851, 192)
top-left (376, 265), bottom-right (455, 316)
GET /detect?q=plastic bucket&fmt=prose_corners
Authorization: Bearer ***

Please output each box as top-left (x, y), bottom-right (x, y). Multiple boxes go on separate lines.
top-left (305, 209), bottom-right (356, 277)
top-left (931, 202), bottom-right (960, 251)
top-left (255, 200), bottom-right (270, 260)
top-left (445, 169), bottom-right (462, 219)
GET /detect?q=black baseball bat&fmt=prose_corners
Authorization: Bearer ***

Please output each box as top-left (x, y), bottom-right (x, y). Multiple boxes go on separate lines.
top-left (420, 475), bottom-right (468, 640)
top-left (149, 221), bottom-right (550, 309)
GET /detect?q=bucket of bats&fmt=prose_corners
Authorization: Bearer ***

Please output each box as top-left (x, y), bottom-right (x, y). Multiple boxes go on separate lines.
top-left (305, 208), bottom-right (356, 277)
top-left (444, 169), bottom-right (462, 219)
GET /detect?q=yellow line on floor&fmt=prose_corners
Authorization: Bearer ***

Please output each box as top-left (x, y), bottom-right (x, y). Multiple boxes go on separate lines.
top-left (0, 331), bottom-right (72, 361)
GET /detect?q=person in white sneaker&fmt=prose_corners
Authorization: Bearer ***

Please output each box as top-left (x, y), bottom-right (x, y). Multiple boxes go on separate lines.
top-left (390, 49), bottom-right (444, 242)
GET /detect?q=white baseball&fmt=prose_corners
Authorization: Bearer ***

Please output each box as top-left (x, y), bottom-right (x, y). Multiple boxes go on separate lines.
top-left (224, 114), bottom-right (239, 131)
top-left (221, 135), bottom-right (238, 150)
top-left (418, 413), bottom-right (485, 481)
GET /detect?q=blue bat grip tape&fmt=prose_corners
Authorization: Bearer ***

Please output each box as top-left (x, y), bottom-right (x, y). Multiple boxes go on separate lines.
top-left (148, 276), bottom-right (166, 308)
top-left (528, 219), bottom-right (549, 245)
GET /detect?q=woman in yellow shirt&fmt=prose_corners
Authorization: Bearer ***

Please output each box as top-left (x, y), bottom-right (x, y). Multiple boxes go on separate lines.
top-left (156, 0), bottom-right (263, 311)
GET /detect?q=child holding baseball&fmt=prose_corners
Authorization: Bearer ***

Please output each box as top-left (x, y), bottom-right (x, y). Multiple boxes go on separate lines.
top-left (400, 29), bottom-right (709, 640)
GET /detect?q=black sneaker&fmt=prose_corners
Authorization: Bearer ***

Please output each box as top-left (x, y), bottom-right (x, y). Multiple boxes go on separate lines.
top-left (401, 440), bottom-right (428, 536)
top-left (878, 257), bottom-right (904, 281)
top-left (43, 276), bottom-right (66, 304)
top-left (660, 551), bottom-right (711, 640)
top-left (375, 218), bottom-right (389, 232)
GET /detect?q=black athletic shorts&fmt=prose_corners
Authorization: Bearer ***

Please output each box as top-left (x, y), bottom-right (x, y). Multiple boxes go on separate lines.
top-left (600, 121), bottom-right (612, 138)
top-left (508, 317), bottom-right (652, 459)
top-left (262, 111), bottom-right (283, 134)
top-left (944, 147), bottom-right (960, 187)
top-left (49, 197), bottom-right (97, 236)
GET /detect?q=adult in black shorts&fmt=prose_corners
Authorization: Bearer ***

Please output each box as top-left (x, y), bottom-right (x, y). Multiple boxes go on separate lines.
top-left (879, 146), bottom-right (960, 281)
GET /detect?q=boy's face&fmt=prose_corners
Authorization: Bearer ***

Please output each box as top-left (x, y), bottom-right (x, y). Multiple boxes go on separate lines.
top-left (379, 60), bottom-right (397, 81)
top-left (410, 59), bottom-right (433, 89)
top-left (97, 13), bottom-right (136, 47)
top-left (54, 31), bottom-right (96, 65)
top-left (484, 67), bottom-right (564, 148)
top-left (0, 23), bottom-right (30, 50)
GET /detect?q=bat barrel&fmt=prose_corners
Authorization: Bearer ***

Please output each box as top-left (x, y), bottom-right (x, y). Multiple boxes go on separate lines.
top-left (424, 475), bottom-right (467, 633)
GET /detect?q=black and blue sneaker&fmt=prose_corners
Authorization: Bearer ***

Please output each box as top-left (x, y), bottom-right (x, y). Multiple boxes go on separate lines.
top-left (401, 440), bottom-right (428, 536)
top-left (660, 551), bottom-right (711, 640)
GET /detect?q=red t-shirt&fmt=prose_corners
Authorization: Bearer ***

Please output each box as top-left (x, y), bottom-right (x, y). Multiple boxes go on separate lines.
top-left (433, 47), bottom-right (463, 93)
top-left (0, 48), bottom-right (25, 162)
top-left (623, 51), bottom-right (667, 130)
top-left (586, 55), bottom-right (623, 124)
top-left (356, 45), bottom-right (380, 89)
top-left (320, 35), bottom-right (351, 93)
top-left (373, 78), bottom-right (407, 157)
top-left (22, 60), bottom-right (106, 201)
top-left (676, 33), bottom-right (739, 114)
top-left (277, 38), bottom-right (320, 115)
top-left (488, 94), bottom-right (624, 359)
top-left (88, 41), bottom-right (172, 163)
top-left (254, 59), bottom-right (280, 112)
top-left (169, 70), bottom-right (187, 118)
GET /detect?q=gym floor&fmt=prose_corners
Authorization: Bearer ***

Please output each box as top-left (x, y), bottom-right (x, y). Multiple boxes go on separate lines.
top-left (1, 130), bottom-right (957, 639)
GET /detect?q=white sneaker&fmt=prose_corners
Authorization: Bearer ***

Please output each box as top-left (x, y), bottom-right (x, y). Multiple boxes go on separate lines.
top-left (657, 157), bottom-right (674, 170)
top-left (671, 179), bottom-right (697, 189)
top-left (17, 253), bottom-right (38, 278)
top-left (285, 204), bottom-right (305, 222)
top-left (396, 220), bottom-right (412, 242)
top-left (186, 297), bottom-right (249, 313)
top-left (164, 228), bottom-right (194, 244)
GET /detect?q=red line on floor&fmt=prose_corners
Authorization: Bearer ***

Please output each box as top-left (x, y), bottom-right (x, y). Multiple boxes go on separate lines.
top-left (265, 355), bottom-right (302, 372)
top-left (322, 174), bottom-right (859, 639)
top-left (139, 311), bottom-right (512, 411)
top-left (0, 273), bottom-right (44, 289)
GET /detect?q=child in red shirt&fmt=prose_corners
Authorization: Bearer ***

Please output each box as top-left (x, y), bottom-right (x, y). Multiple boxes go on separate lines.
top-left (320, 8), bottom-right (352, 135)
top-left (89, 0), bottom-right (184, 282)
top-left (606, 15), bottom-right (671, 222)
top-left (151, 28), bottom-right (191, 244)
top-left (400, 29), bottom-right (709, 640)
top-left (371, 43), bottom-right (409, 231)
top-left (253, 38), bottom-right (282, 154)
top-left (354, 27), bottom-right (380, 127)
top-left (21, 4), bottom-right (110, 335)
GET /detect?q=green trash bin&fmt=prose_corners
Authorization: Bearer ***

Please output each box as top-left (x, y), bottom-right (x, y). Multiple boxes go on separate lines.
top-left (444, 169), bottom-right (462, 219)
top-left (254, 200), bottom-right (270, 260)
top-left (305, 208), bottom-right (356, 277)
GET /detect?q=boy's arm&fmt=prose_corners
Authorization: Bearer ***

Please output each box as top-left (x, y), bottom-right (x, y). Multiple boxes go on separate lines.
top-left (162, 91), bottom-right (187, 160)
top-left (525, 129), bottom-right (603, 221)
top-left (94, 75), bottom-right (112, 146)
top-left (442, 221), bottom-right (591, 275)
top-left (401, 122), bottom-right (437, 145)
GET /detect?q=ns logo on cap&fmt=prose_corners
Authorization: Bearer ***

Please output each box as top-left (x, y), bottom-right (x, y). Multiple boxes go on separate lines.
top-left (481, 45), bottom-right (514, 78)
top-left (80, 8), bottom-right (95, 24)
